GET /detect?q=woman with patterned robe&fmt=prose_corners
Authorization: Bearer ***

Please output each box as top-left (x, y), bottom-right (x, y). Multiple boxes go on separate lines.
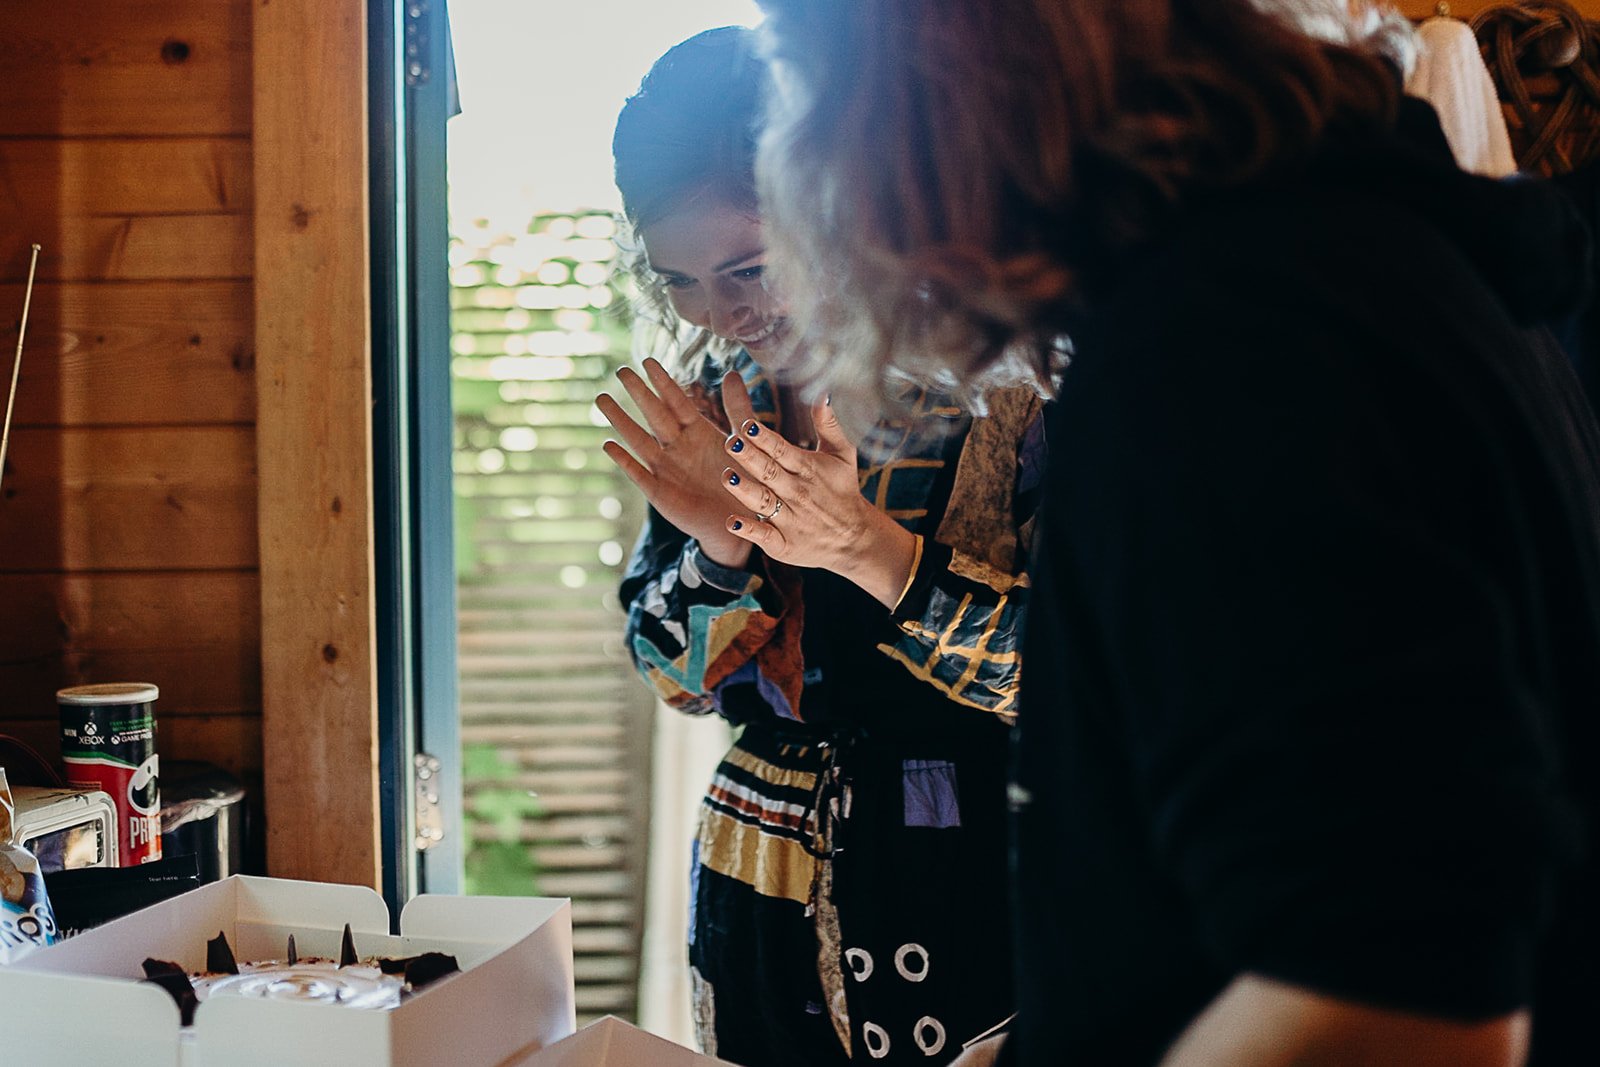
top-left (621, 352), bottom-right (1043, 1066)
top-left (601, 28), bottom-right (1045, 1067)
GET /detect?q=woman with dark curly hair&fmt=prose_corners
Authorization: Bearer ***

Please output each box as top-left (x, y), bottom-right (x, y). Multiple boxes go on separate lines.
top-left (751, 2), bottom-right (1600, 1065)
top-left (599, 27), bottom-right (1043, 1066)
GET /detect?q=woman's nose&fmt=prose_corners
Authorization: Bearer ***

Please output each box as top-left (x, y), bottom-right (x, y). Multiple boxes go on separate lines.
top-left (707, 284), bottom-right (756, 341)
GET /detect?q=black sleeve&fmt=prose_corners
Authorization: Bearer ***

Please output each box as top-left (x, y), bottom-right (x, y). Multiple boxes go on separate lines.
top-left (1052, 271), bottom-right (1578, 1019)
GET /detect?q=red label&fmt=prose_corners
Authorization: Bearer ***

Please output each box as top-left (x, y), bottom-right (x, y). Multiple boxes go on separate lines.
top-left (63, 759), bottom-right (162, 866)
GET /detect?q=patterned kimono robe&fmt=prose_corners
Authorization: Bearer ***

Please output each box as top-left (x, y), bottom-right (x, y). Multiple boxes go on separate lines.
top-left (621, 351), bottom-right (1045, 1066)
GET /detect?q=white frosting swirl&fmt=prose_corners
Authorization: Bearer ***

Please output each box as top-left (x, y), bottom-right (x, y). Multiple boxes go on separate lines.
top-left (190, 960), bottom-right (402, 1011)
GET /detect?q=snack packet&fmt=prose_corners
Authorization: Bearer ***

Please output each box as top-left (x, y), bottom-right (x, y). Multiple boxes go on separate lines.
top-left (0, 767), bottom-right (60, 962)
top-left (46, 852), bottom-right (200, 939)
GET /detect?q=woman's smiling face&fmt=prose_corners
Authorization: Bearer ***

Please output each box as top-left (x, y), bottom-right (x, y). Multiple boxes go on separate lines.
top-left (640, 199), bottom-right (796, 367)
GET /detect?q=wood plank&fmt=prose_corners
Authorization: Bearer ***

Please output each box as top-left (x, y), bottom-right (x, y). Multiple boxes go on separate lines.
top-left (0, 215), bottom-right (250, 284)
top-left (459, 723), bottom-right (627, 747)
top-left (537, 871), bottom-right (634, 898)
top-left (254, 0), bottom-right (379, 889)
top-left (521, 793), bottom-right (628, 815)
top-left (0, 712), bottom-right (262, 781)
top-left (571, 927), bottom-right (639, 955)
top-left (459, 629), bottom-right (629, 650)
top-left (573, 956), bottom-right (636, 984)
top-left (489, 770), bottom-right (632, 792)
top-left (0, 138), bottom-right (251, 216)
top-left (459, 813), bottom-right (632, 844)
top-left (0, 0), bottom-right (251, 137)
top-left (457, 654), bottom-right (630, 674)
top-left (0, 571), bottom-right (261, 717)
top-left (571, 899), bottom-right (635, 925)
top-left (459, 680), bottom-right (637, 702)
top-left (0, 426), bottom-right (257, 571)
top-left (459, 700), bottom-right (629, 719)
top-left (474, 742), bottom-right (625, 768)
top-left (5, 281), bottom-right (253, 428)
top-left (0, 137), bottom-right (252, 282)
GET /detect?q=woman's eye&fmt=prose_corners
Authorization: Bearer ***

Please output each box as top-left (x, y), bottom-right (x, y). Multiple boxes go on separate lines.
top-left (731, 265), bottom-right (765, 282)
top-left (660, 275), bottom-right (696, 290)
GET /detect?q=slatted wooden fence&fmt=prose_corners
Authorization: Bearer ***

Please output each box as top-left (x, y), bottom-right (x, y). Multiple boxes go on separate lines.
top-left (450, 211), bottom-right (654, 1022)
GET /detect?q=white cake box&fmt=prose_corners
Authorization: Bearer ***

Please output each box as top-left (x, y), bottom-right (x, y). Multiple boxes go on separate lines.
top-left (509, 1016), bottom-right (739, 1067)
top-left (0, 874), bottom-right (576, 1066)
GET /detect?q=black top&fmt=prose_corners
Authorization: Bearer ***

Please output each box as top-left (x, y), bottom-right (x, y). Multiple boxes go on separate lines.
top-left (1007, 104), bottom-right (1600, 1065)
top-left (1553, 161), bottom-right (1600, 414)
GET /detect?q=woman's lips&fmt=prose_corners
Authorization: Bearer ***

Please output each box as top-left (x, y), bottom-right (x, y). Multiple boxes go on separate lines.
top-left (737, 318), bottom-right (786, 349)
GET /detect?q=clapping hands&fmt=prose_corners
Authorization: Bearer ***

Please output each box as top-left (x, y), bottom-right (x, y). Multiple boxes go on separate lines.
top-left (719, 389), bottom-right (918, 609)
top-left (599, 360), bottom-right (917, 607)
top-left (596, 358), bottom-right (758, 570)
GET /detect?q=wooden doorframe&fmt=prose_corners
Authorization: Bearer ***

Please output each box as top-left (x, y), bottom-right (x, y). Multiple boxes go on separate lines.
top-left (253, 0), bottom-right (381, 889)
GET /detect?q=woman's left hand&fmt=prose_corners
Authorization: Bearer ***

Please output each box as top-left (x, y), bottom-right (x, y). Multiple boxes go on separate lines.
top-left (718, 381), bottom-right (918, 609)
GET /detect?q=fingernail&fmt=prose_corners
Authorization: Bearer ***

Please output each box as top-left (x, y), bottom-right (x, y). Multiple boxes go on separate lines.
top-left (728, 472), bottom-right (740, 486)
top-left (732, 520), bottom-right (743, 531)
top-left (730, 437), bottom-right (745, 453)
top-left (745, 421), bottom-right (760, 437)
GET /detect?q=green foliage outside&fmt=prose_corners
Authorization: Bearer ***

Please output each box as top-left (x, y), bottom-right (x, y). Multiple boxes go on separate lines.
top-left (462, 742), bottom-right (545, 895)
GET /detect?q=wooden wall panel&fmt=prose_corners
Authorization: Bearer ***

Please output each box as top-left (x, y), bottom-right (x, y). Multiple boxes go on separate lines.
top-left (0, 217), bottom-right (249, 285)
top-left (0, 136), bottom-right (252, 282)
top-left (0, 571), bottom-right (261, 718)
top-left (0, 0), bottom-right (262, 851)
top-left (254, 0), bottom-right (379, 888)
top-left (0, 427), bottom-right (257, 571)
top-left (0, 139), bottom-right (251, 215)
top-left (7, 281), bottom-right (254, 428)
top-left (0, 1), bottom-right (250, 137)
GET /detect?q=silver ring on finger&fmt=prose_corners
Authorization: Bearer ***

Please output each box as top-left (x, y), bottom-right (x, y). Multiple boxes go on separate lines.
top-left (758, 497), bottom-right (785, 522)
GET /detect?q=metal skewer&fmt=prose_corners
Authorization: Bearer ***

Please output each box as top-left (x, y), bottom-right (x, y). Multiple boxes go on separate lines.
top-left (0, 243), bottom-right (41, 498)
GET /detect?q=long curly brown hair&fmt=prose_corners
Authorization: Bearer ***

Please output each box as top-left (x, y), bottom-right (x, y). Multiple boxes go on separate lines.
top-left (754, 0), bottom-right (1403, 402)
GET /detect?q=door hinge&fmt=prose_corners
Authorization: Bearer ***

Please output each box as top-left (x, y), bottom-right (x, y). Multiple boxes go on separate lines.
top-left (404, 1), bottom-right (431, 86)
top-left (414, 751), bottom-right (444, 851)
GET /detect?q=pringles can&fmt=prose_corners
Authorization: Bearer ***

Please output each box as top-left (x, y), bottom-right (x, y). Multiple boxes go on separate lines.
top-left (57, 683), bottom-right (162, 866)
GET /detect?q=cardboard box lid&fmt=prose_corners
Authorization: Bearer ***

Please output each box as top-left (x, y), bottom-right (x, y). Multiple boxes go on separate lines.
top-left (509, 1017), bottom-right (740, 1067)
top-left (0, 875), bottom-right (577, 1067)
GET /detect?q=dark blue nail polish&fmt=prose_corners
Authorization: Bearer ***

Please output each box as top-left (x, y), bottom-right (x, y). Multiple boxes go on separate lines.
top-left (732, 520), bottom-right (743, 531)
top-left (746, 422), bottom-right (760, 437)
top-left (728, 472), bottom-right (740, 486)
top-left (730, 437), bottom-right (744, 453)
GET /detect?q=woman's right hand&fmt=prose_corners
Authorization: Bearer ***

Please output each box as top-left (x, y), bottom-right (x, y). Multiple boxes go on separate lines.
top-left (949, 1036), bottom-right (1006, 1067)
top-left (597, 358), bottom-right (757, 570)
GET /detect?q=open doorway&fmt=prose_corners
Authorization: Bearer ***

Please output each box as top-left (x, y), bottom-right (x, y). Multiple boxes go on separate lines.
top-left (445, 0), bottom-right (759, 1037)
